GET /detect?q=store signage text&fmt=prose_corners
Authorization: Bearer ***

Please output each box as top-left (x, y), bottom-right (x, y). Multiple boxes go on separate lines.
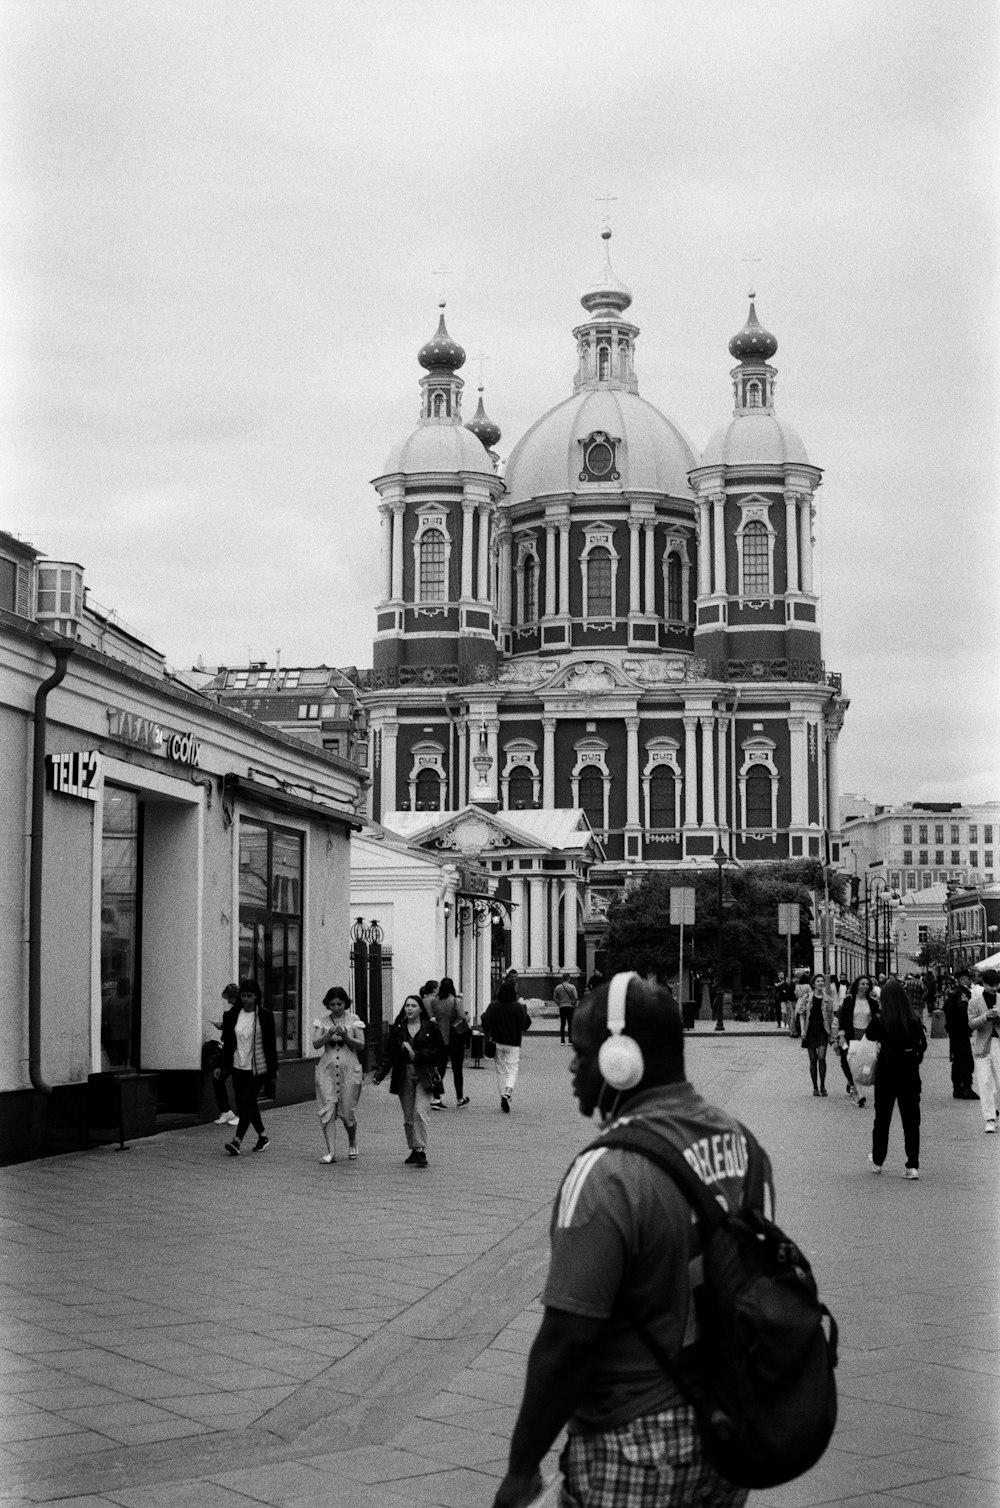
top-left (107, 709), bottom-right (202, 767)
top-left (46, 750), bottom-right (101, 801)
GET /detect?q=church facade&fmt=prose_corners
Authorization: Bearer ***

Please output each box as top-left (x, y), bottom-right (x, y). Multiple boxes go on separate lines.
top-left (359, 235), bottom-right (848, 992)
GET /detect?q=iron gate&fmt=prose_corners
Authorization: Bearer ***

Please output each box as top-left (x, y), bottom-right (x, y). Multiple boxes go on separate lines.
top-left (350, 917), bottom-right (392, 1071)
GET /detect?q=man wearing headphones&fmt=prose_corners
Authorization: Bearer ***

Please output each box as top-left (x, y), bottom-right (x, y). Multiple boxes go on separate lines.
top-left (492, 973), bottom-right (772, 1508)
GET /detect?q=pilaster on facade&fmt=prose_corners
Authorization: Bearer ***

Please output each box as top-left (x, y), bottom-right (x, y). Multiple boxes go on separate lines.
top-left (561, 875), bottom-right (580, 972)
top-left (783, 490), bottom-right (801, 597)
top-left (476, 502), bottom-right (491, 603)
top-left (460, 499), bottom-right (476, 601)
top-left (391, 501), bottom-right (406, 601)
top-left (683, 715), bottom-right (699, 827)
top-left (542, 715), bottom-right (557, 808)
top-left (380, 719), bottom-right (399, 815)
top-left (787, 713), bottom-right (808, 829)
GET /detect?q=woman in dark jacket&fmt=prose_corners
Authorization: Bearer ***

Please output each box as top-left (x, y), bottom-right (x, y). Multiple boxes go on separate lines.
top-left (865, 978), bottom-right (927, 1179)
top-left (374, 994), bottom-right (443, 1168)
top-left (221, 979), bottom-right (278, 1156)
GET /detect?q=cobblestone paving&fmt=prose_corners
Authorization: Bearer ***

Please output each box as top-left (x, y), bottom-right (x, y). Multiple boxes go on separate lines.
top-left (1, 1031), bottom-right (998, 1506)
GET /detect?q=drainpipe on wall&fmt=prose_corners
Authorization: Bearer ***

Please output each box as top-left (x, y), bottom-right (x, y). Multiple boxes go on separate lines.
top-left (28, 639), bottom-right (75, 1095)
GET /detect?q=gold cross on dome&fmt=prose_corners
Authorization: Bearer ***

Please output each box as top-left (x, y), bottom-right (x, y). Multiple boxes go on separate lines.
top-left (596, 190), bottom-right (617, 228)
top-left (431, 265), bottom-right (453, 302)
top-left (473, 351), bottom-right (490, 386)
top-left (740, 252), bottom-right (763, 298)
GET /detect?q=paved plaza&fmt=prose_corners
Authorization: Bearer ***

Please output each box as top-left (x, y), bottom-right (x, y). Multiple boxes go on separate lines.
top-left (1, 1028), bottom-right (999, 1508)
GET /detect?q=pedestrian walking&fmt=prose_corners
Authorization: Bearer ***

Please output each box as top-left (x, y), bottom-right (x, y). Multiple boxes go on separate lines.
top-left (968, 969), bottom-right (1000, 1132)
top-left (865, 978), bottom-right (927, 1178)
top-left (554, 971), bottom-right (579, 1044)
top-left (792, 970), bottom-right (811, 1037)
top-left (374, 994), bottom-right (443, 1167)
top-left (585, 970), bottom-right (604, 995)
top-left (491, 972), bottom-right (775, 1508)
top-left (799, 973), bottom-right (834, 1096)
top-left (204, 982), bottom-right (240, 1126)
top-left (312, 986), bottom-right (365, 1163)
top-left (221, 979), bottom-right (277, 1157)
top-left (904, 972), bottom-right (927, 1024)
top-left (482, 979), bottom-right (531, 1113)
top-left (835, 988), bottom-right (862, 1107)
top-left (428, 975), bottom-right (470, 1108)
top-left (943, 968), bottom-right (977, 1100)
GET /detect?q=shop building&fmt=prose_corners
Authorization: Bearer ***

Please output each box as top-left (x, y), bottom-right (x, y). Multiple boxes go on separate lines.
top-left (1, 557), bottom-right (365, 1163)
top-left (841, 800), bottom-right (1000, 893)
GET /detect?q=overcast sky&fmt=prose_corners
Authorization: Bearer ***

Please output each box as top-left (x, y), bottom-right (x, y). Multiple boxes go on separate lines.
top-left (3, 1), bottom-right (997, 806)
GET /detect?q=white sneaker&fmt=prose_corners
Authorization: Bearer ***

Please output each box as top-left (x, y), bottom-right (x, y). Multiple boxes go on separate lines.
top-left (867, 1154), bottom-right (882, 1174)
top-left (227, 1112), bottom-right (239, 1126)
top-left (214, 1113), bottom-right (231, 1124)
top-left (904, 1167), bottom-right (919, 1180)
top-left (986, 1121), bottom-right (997, 1134)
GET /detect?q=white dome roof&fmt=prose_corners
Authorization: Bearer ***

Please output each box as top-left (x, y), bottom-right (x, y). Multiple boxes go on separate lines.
top-left (504, 388), bottom-right (698, 504)
top-left (701, 411), bottom-right (810, 468)
top-left (379, 422), bottom-right (492, 478)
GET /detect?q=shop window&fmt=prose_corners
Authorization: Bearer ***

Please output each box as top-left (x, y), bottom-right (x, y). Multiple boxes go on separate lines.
top-left (587, 549), bottom-right (612, 618)
top-left (741, 521), bottom-right (769, 596)
top-left (238, 819), bottom-right (303, 1057)
top-left (419, 529), bottom-right (447, 602)
top-left (100, 788), bottom-right (141, 1070)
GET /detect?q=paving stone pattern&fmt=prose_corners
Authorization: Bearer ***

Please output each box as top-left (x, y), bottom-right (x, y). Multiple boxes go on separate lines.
top-left (1, 1032), bottom-right (998, 1506)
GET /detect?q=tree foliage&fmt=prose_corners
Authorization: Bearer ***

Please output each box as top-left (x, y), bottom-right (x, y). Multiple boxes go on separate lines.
top-left (602, 861), bottom-right (847, 985)
top-left (913, 931), bottom-right (949, 971)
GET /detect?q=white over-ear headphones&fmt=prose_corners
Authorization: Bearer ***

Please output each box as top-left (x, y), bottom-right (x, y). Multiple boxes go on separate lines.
top-left (597, 971), bottom-right (645, 1091)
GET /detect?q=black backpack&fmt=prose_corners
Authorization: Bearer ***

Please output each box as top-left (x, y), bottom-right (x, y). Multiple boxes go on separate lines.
top-left (595, 1121), bottom-right (839, 1490)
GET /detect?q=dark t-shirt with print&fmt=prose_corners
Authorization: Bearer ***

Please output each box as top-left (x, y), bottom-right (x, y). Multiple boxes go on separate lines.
top-left (542, 1081), bottom-right (774, 1432)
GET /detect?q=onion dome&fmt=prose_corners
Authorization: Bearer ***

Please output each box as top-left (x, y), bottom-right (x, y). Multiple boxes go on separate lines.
top-left (417, 302), bottom-right (466, 371)
top-left (580, 229), bottom-right (632, 316)
top-left (465, 386), bottom-right (501, 450)
top-left (728, 296), bottom-right (777, 361)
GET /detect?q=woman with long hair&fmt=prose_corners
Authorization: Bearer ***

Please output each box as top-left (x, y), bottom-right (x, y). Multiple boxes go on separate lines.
top-left (798, 972), bottom-right (834, 1096)
top-left (221, 979), bottom-right (277, 1157)
top-left (836, 974), bottom-right (875, 1108)
top-left (428, 975), bottom-right (471, 1109)
top-left (312, 986), bottom-right (365, 1163)
top-left (374, 994), bottom-right (444, 1168)
top-left (865, 978), bottom-right (927, 1178)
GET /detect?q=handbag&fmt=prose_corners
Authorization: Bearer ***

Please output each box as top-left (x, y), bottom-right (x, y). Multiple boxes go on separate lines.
top-left (483, 1035), bottom-right (496, 1058)
top-left (452, 1014), bottom-right (471, 1039)
top-left (430, 1069), bottom-right (445, 1098)
top-left (846, 1037), bottom-right (879, 1086)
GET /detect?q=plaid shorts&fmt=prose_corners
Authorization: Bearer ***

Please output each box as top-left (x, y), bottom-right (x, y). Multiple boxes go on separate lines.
top-left (558, 1404), bottom-right (748, 1508)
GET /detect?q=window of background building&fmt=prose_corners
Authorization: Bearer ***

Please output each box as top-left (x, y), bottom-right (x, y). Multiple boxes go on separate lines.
top-left (889, 871), bottom-right (901, 890)
top-left (951, 850), bottom-right (960, 865)
top-left (902, 850), bottom-right (912, 866)
top-left (919, 850), bottom-right (928, 866)
top-left (951, 825), bottom-right (960, 844)
top-left (935, 850), bottom-right (944, 866)
top-left (986, 851), bottom-right (994, 868)
top-left (969, 825), bottom-right (978, 843)
top-left (905, 872), bottom-right (916, 890)
top-left (918, 825), bottom-right (928, 844)
top-left (297, 703), bottom-right (320, 719)
top-left (970, 851), bottom-right (978, 868)
top-left (934, 825), bottom-right (944, 844)
top-left (922, 874), bottom-right (932, 888)
top-left (918, 926), bottom-right (929, 944)
top-left (238, 820), bottom-right (303, 1057)
top-left (903, 824), bottom-right (912, 843)
top-left (986, 825), bottom-right (994, 844)
top-left (0, 557), bottom-right (16, 612)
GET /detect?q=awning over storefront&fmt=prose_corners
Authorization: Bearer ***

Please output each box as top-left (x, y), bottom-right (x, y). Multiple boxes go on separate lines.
top-left (223, 772), bottom-right (363, 832)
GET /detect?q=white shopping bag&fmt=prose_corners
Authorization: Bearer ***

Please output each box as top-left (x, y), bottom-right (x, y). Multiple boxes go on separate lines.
top-left (846, 1037), bottom-right (880, 1087)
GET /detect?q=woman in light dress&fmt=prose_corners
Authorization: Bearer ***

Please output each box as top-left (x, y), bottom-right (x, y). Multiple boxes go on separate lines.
top-left (312, 986), bottom-right (365, 1163)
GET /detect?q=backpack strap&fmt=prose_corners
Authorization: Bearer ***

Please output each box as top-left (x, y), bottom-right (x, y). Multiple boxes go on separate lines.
top-left (594, 1119), bottom-right (766, 1227)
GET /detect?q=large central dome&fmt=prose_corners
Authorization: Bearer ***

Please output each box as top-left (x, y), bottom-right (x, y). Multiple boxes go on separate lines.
top-left (503, 232), bottom-right (698, 504)
top-left (504, 387), bottom-right (698, 503)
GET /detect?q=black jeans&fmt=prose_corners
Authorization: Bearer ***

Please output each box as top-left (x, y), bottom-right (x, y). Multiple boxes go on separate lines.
top-left (232, 1070), bottom-right (265, 1139)
top-left (559, 1007), bottom-right (575, 1043)
top-left (947, 1027), bottom-right (974, 1094)
top-left (872, 1067), bottom-right (921, 1169)
top-left (438, 1035), bottom-right (466, 1100)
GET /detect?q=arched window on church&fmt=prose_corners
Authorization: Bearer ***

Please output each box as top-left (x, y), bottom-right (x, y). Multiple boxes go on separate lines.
top-left (648, 765), bottom-right (676, 830)
top-left (415, 768), bottom-right (442, 812)
top-left (524, 556), bottom-right (538, 622)
top-left (579, 766), bottom-right (605, 832)
top-left (744, 765), bottom-right (772, 829)
top-left (508, 766), bottom-right (533, 810)
top-left (741, 521), bottom-right (769, 597)
top-left (666, 554), bottom-right (683, 620)
top-left (746, 379), bottom-right (762, 408)
top-left (587, 548), bottom-right (612, 618)
top-left (597, 346), bottom-right (610, 381)
top-left (419, 529), bottom-right (447, 601)
top-left (618, 340), bottom-right (629, 380)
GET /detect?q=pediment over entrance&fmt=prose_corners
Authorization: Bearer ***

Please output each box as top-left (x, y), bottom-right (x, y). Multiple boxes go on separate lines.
top-left (548, 660), bottom-right (629, 692)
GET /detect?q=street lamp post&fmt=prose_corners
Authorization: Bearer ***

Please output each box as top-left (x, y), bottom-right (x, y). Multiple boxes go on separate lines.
top-left (713, 844), bottom-right (728, 1032)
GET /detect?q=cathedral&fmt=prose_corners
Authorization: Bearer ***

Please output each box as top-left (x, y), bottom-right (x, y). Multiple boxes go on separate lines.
top-left (359, 233), bottom-right (848, 992)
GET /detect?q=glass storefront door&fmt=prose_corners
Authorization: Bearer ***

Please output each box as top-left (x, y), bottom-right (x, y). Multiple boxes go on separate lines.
top-left (100, 787), bottom-right (141, 1068)
top-left (238, 819), bottom-right (303, 1056)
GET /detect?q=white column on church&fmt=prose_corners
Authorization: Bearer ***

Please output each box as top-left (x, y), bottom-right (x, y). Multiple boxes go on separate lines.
top-left (549, 882), bottom-right (561, 972)
top-left (486, 718), bottom-right (500, 802)
top-left (700, 714), bottom-right (716, 828)
top-left (529, 875), bottom-right (546, 970)
top-left (510, 876), bottom-right (527, 973)
top-left (461, 500), bottom-right (475, 599)
top-left (712, 495), bottom-right (726, 595)
top-left (716, 716), bottom-right (729, 835)
top-left (381, 721), bottom-right (398, 815)
top-left (558, 521), bottom-right (571, 615)
top-left (625, 716), bottom-right (641, 826)
top-left (629, 519), bottom-right (641, 612)
top-left (498, 530), bottom-right (512, 624)
top-left (825, 725), bottom-right (840, 836)
top-left (789, 715), bottom-right (808, 827)
top-left (785, 493), bottom-right (800, 595)
top-left (697, 501), bottom-right (711, 597)
top-left (457, 720), bottom-right (468, 807)
top-left (561, 877), bottom-right (579, 973)
top-left (391, 506), bottom-right (405, 600)
top-left (477, 504), bottom-right (490, 602)
top-left (545, 524), bottom-right (557, 617)
top-left (683, 716), bottom-right (698, 827)
top-left (542, 716), bottom-right (556, 808)
top-left (644, 522), bottom-right (656, 615)
top-left (799, 499), bottom-right (814, 594)
top-left (379, 506), bottom-right (392, 600)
